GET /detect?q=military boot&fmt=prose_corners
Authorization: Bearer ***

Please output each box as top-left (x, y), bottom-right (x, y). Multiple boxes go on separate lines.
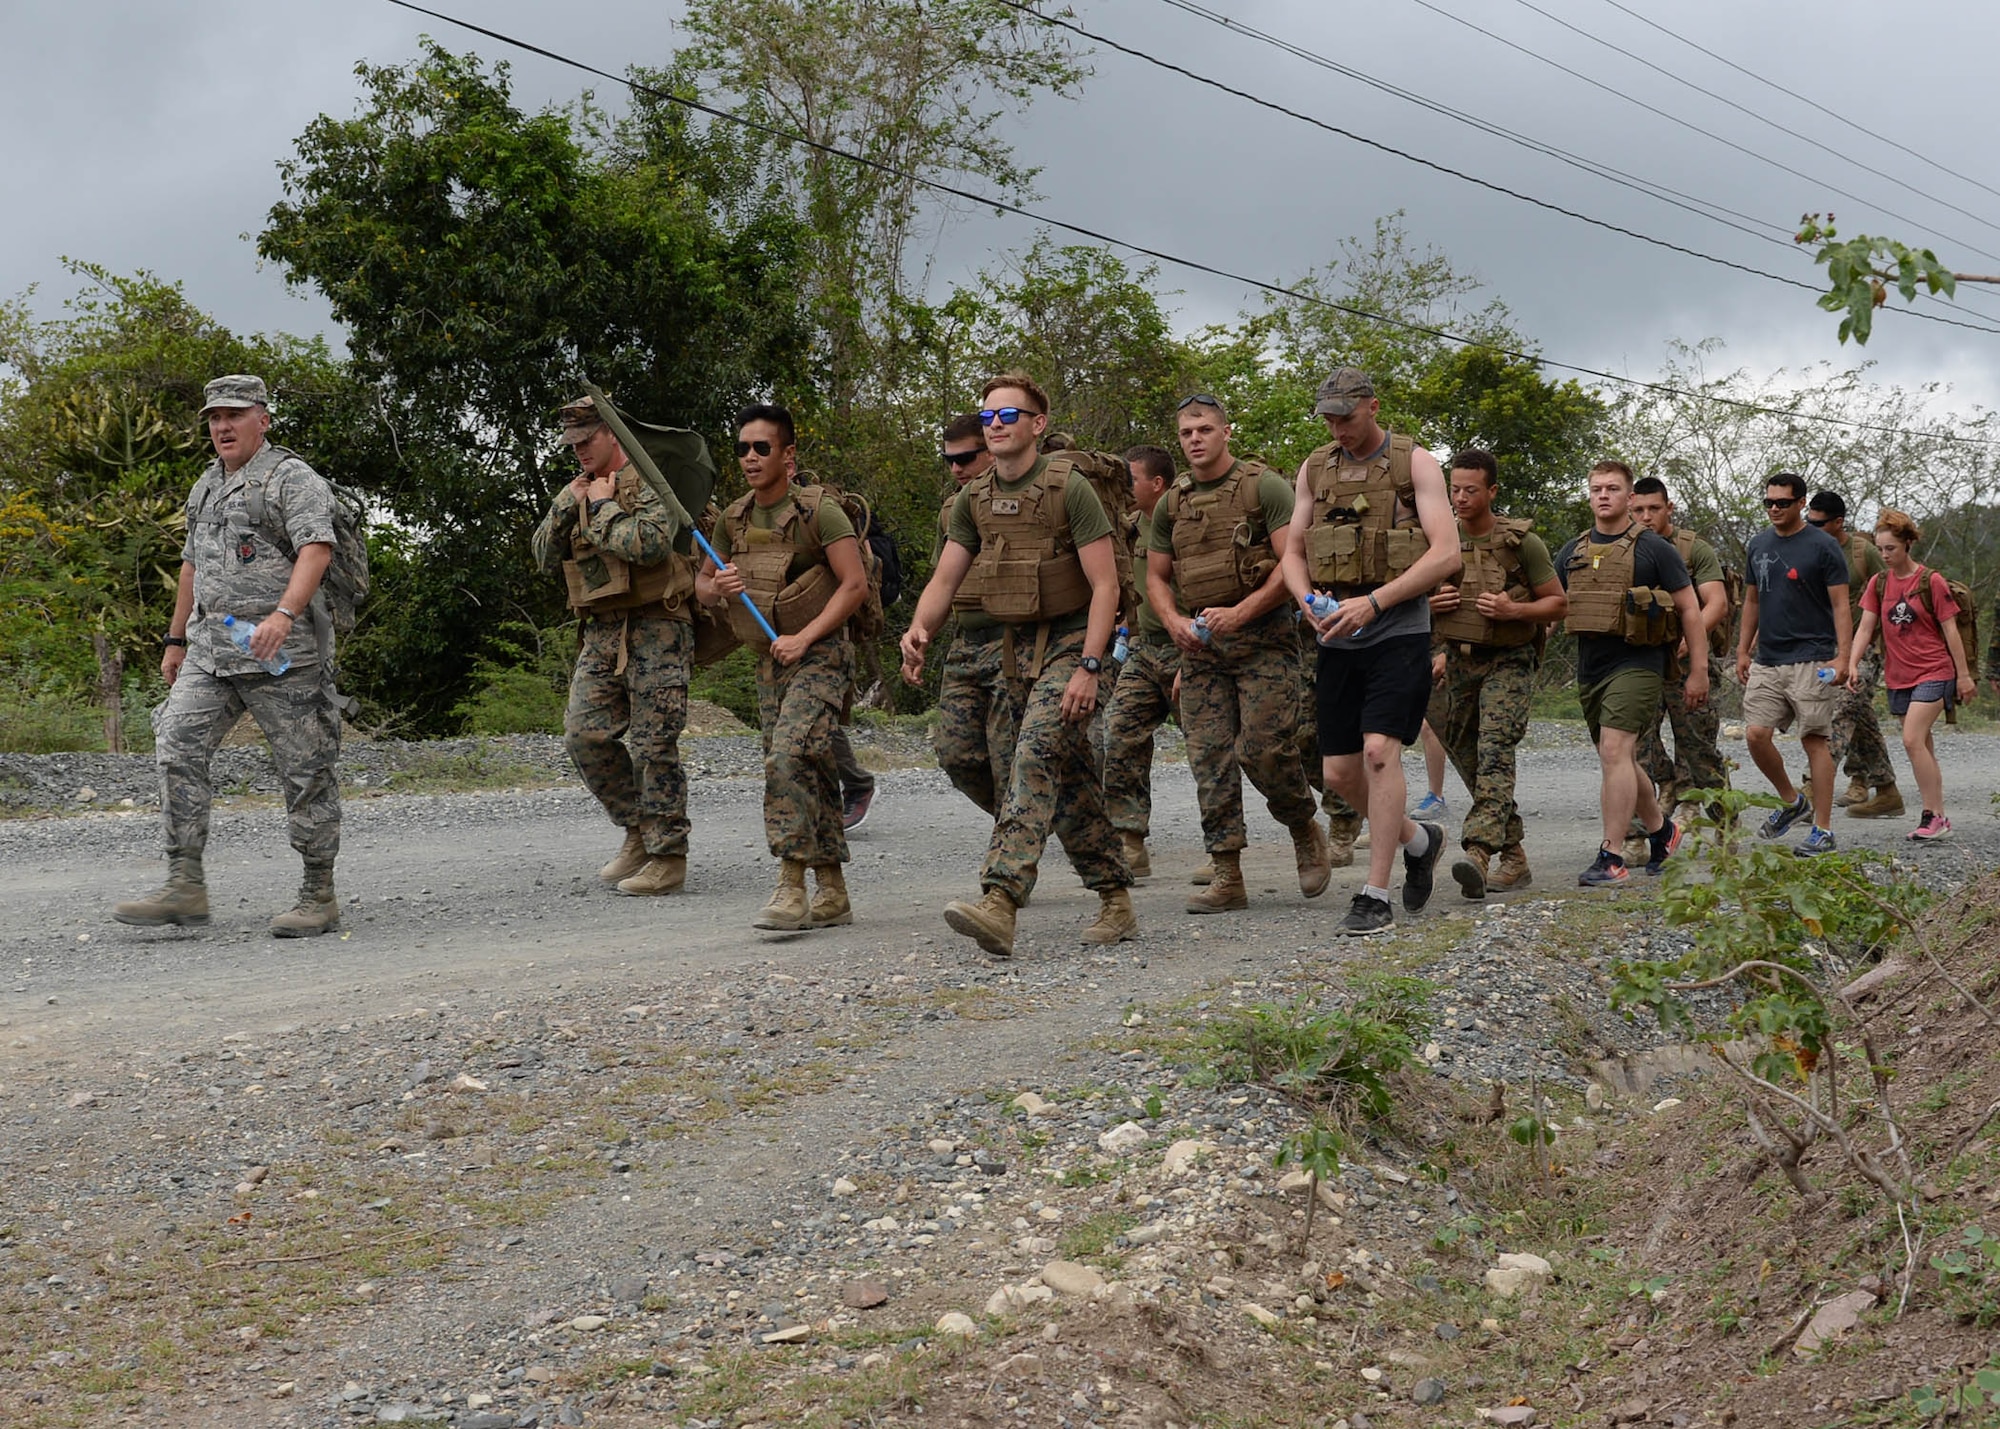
top-left (1120, 833), bottom-right (1152, 881)
top-left (271, 862), bottom-right (340, 938)
top-left (1489, 843), bottom-right (1533, 892)
top-left (1186, 851), bottom-right (1248, 913)
top-left (1326, 823), bottom-right (1356, 869)
top-left (753, 860), bottom-right (811, 931)
top-left (943, 888), bottom-right (1017, 957)
top-left (808, 864), bottom-right (853, 928)
top-left (1188, 860), bottom-right (1215, 886)
top-left (1834, 777), bottom-right (1869, 808)
top-left (617, 854), bottom-right (687, 896)
top-left (1848, 784), bottom-right (1905, 819)
top-left (113, 855), bottom-right (210, 927)
top-left (1292, 820), bottom-right (1332, 898)
top-left (598, 828), bottom-right (648, 884)
top-left (1081, 888), bottom-right (1139, 945)
top-left (1451, 846), bottom-right (1489, 901)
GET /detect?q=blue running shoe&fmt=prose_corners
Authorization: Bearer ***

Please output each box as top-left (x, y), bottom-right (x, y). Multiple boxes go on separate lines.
top-left (1578, 848), bottom-right (1630, 887)
top-left (1759, 793), bottom-right (1811, 840)
top-left (1413, 792), bottom-right (1448, 820)
top-left (1795, 826), bottom-right (1838, 858)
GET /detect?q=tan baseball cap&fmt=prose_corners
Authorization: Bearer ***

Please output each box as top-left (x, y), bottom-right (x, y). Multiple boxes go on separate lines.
top-left (1313, 367), bottom-right (1375, 418)
top-left (201, 374), bottom-right (269, 413)
top-left (557, 395), bottom-right (605, 445)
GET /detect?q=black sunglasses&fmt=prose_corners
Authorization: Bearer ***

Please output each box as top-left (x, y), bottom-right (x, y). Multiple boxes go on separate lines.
top-left (977, 407), bottom-right (1037, 427)
top-left (734, 439), bottom-right (774, 458)
top-left (1176, 393), bottom-right (1226, 411)
top-left (1764, 496), bottom-right (1800, 509)
top-left (1805, 514), bottom-right (1830, 526)
top-left (941, 449), bottom-right (982, 468)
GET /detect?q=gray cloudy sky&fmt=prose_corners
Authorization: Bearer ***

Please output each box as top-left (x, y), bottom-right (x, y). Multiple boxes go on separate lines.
top-left (8, 0), bottom-right (1999, 418)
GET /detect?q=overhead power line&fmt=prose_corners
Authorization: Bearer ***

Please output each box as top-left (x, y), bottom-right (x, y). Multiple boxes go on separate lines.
top-left (1004, 0), bottom-right (2000, 336)
top-left (375, 0), bottom-right (2000, 449)
top-left (1406, 0), bottom-right (2000, 269)
top-left (1506, 0), bottom-right (2000, 252)
top-left (1593, 0), bottom-right (2000, 211)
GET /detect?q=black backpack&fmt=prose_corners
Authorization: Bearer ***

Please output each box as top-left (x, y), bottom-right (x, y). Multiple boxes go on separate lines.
top-left (862, 508), bottom-right (905, 608)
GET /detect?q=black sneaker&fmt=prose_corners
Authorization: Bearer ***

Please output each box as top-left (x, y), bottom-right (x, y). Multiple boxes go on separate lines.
top-left (1340, 892), bottom-right (1393, 937)
top-left (1402, 821), bottom-right (1445, 912)
top-left (842, 786), bottom-right (874, 832)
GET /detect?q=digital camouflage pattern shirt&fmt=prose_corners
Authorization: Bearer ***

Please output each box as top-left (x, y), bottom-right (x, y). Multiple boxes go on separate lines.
top-left (181, 441), bottom-right (336, 676)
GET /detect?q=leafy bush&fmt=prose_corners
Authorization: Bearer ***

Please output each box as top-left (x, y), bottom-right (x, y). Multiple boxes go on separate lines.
top-left (690, 646), bottom-right (761, 727)
top-left (452, 622), bottom-right (576, 736)
top-left (1197, 975), bottom-right (1433, 1122)
top-left (0, 677), bottom-right (103, 753)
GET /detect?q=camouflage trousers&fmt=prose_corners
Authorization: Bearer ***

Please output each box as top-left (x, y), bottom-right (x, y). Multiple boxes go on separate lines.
top-left (982, 630), bottom-right (1130, 903)
top-left (1830, 644), bottom-right (1895, 786)
top-left (1103, 634), bottom-right (1177, 838)
top-left (1637, 652), bottom-right (1730, 802)
top-left (933, 630), bottom-right (1022, 818)
top-left (565, 610), bottom-right (691, 858)
top-left (1297, 631), bottom-right (1361, 843)
top-left (756, 636), bottom-right (855, 866)
top-left (1426, 642), bottom-right (1534, 854)
top-left (1181, 612), bottom-right (1319, 853)
top-left (153, 661), bottom-right (341, 864)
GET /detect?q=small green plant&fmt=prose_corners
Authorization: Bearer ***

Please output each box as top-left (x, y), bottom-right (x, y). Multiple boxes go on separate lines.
top-left (1930, 1223), bottom-right (2000, 1326)
top-left (1139, 1086), bottom-right (1165, 1120)
top-left (1274, 1120), bottom-right (1344, 1257)
top-left (1195, 977), bottom-right (1433, 1123)
top-left (1507, 1105), bottom-right (1557, 1183)
top-left (1909, 1353), bottom-right (2000, 1418)
top-left (452, 620), bottom-right (578, 734)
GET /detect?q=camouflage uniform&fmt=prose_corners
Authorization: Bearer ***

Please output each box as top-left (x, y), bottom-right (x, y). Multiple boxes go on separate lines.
top-left (757, 638), bottom-right (855, 866)
top-left (933, 630), bottom-right (1022, 817)
top-left (531, 471), bottom-right (691, 858)
top-left (1177, 612), bottom-right (1318, 853)
top-left (158, 439), bottom-right (342, 868)
top-left (1830, 533), bottom-right (1894, 788)
top-left (1103, 633), bottom-right (1177, 838)
top-left (982, 631), bottom-right (1129, 903)
top-left (1637, 651), bottom-right (1730, 801)
top-left (1426, 642), bottom-right (1534, 854)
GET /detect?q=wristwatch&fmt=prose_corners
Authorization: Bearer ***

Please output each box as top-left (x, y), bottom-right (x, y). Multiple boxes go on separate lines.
top-left (163, 636), bottom-right (188, 648)
top-left (275, 605), bottom-right (299, 621)
top-left (1079, 655), bottom-right (1103, 674)
top-left (588, 496), bottom-right (616, 517)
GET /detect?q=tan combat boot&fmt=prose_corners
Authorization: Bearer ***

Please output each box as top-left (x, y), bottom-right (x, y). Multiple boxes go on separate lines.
top-left (1834, 777), bottom-right (1868, 808)
top-left (1188, 860), bottom-right (1214, 886)
top-left (1326, 824), bottom-right (1356, 869)
top-left (1292, 820), bottom-right (1332, 898)
top-left (1848, 784), bottom-right (1905, 819)
top-left (1081, 888), bottom-right (1139, 945)
top-left (1186, 851), bottom-right (1248, 913)
top-left (271, 862), bottom-right (339, 938)
top-left (944, 888), bottom-right (1017, 957)
top-left (753, 860), bottom-right (811, 930)
top-left (617, 854), bottom-right (687, 896)
top-left (1488, 843), bottom-right (1532, 891)
top-left (113, 855), bottom-right (210, 928)
top-left (1120, 833), bottom-right (1152, 881)
top-left (1451, 846), bottom-right (1489, 901)
top-left (808, 864), bottom-right (853, 928)
top-left (599, 827), bottom-right (648, 883)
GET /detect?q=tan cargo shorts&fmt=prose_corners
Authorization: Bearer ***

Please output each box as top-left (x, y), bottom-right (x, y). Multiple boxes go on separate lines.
top-left (1743, 659), bottom-right (1836, 739)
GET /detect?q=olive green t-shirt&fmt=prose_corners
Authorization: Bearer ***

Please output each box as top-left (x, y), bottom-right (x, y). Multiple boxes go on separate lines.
top-left (1841, 532), bottom-right (1886, 617)
top-left (946, 455), bottom-right (1113, 552)
top-left (1148, 461), bottom-right (1296, 557)
top-left (711, 487), bottom-right (855, 585)
top-left (1682, 534), bottom-right (1725, 589)
top-left (1132, 507), bottom-right (1165, 636)
top-left (1464, 525), bottom-right (1557, 587)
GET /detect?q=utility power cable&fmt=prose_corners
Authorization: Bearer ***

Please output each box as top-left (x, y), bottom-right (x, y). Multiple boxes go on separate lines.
top-left (375, 0), bottom-right (2000, 448)
top-left (1593, 0), bottom-right (2000, 210)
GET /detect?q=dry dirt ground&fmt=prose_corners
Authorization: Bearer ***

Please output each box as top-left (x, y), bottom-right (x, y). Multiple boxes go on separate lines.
top-left (0, 726), bottom-right (1997, 1429)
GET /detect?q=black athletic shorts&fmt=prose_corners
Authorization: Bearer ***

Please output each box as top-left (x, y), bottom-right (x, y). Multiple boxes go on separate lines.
top-left (1316, 633), bottom-right (1432, 756)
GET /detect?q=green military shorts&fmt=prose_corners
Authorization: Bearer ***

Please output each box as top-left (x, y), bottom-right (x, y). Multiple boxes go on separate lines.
top-left (1579, 667), bottom-right (1664, 741)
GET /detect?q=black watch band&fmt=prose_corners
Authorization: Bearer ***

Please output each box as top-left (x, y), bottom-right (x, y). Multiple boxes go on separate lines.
top-left (1079, 655), bottom-right (1103, 674)
top-left (588, 496), bottom-right (615, 517)
top-left (163, 635), bottom-right (189, 648)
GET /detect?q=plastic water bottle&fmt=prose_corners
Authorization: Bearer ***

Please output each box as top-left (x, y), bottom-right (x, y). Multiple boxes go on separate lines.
top-left (1304, 592), bottom-right (1341, 646)
top-left (1111, 625), bottom-right (1130, 664)
top-left (1191, 614), bottom-right (1212, 644)
top-left (222, 615), bottom-right (291, 676)
top-left (1815, 666), bottom-right (1838, 684)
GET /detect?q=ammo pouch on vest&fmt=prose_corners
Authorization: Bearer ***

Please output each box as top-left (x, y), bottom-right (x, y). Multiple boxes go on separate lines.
top-left (775, 563), bottom-right (837, 635)
top-left (1303, 522), bottom-right (1426, 590)
top-left (564, 552), bottom-right (630, 608)
top-left (1564, 526), bottom-right (1679, 646)
top-left (1303, 432), bottom-right (1426, 593)
top-left (1620, 588), bottom-right (1679, 646)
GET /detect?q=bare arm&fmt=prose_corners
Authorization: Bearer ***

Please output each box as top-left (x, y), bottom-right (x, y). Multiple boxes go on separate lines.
top-left (1736, 586), bottom-right (1760, 682)
top-left (1830, 584), bottom-right (1852, 677)
top-left (899, 540), bottom-right (974, 683)
top-left (1148, 548), bottom-right (1200, 653)
top-left (1669, 582), bottom-right (1709, 705)
top-left (1317, 445), bottom-right (1463, 641)
top-left (162, 561), bottom-right (196, 685)
top-left (1478, 574), bottom-right (1568, 626)
top-left (769, 534), bottom-right (867, 665)
top-left (250, 542), bottom-right (333, 662)
top-left (1064, 535), bottom-right (1121, 722)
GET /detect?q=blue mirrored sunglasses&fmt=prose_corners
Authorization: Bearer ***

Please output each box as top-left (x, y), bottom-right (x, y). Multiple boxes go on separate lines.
top-left (977, 407), bottom-right (1036, 427)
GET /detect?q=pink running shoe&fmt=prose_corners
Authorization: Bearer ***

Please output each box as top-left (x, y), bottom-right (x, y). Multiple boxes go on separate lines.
top-left (1910, 814), bottom-right (1953, 842)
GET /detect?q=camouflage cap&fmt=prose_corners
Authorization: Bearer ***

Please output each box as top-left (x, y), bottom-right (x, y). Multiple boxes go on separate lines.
top-left (1313, 367), bottom-right (1376, 418)
top-left (558, 394), bottom-right (605, 446)
top-left (201, 374), bottom-right (269, 414)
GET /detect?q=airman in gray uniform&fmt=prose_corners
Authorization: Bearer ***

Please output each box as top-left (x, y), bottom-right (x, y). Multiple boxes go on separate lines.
top-left (114, 376), bottom-right (344, 937)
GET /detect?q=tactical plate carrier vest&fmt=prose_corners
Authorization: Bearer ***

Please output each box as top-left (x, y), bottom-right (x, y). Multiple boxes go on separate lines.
top-left (563, 466), bottom-right (694, 618)
top-left (1434, 516), bottom-right (1539, 649)
top-left (956, 462), bottom-right (1092, 624)
top-left (1564, 524), bottom-right (1679, 646)
top-left (720, 484), bottom-right (843, 644)
top-left (1159, 460), bottom-right (1281, 611)
top-left (1302, 432), bottom-right (1427, 594)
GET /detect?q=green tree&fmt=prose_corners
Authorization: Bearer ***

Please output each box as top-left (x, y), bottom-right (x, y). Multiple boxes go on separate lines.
top-left (258, 43), bottom-right (816, 732)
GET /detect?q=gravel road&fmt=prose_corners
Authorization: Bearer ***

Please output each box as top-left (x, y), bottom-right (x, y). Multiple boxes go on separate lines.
top-left (0, 722), bottom-right (1993, 1426)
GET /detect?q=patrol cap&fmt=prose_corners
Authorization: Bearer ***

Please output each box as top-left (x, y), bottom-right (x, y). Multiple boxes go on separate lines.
top-left (201, 374), bottom-right (269, 414)
top-left (1313, 367), bottom-right (1376, 418)
top-left (558, 394), bottom-right (605, 445)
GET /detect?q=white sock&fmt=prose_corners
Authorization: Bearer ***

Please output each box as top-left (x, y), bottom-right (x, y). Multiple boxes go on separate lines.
top-left (1361, 884), bottom-right (1391, 903)
top-left (1401, 825), bottom-right (1433, 857)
